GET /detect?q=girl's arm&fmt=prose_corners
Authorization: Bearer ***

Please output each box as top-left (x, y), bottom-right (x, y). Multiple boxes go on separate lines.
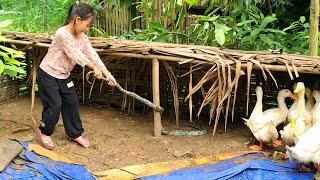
top-left (83, 36), bottom-right (116, 86)
top-left (55, 31), bottom-right (102, 78)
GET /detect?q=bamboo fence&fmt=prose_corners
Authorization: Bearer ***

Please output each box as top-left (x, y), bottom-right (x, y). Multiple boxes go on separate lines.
top-left (2, 31), bottom-right (320, 136)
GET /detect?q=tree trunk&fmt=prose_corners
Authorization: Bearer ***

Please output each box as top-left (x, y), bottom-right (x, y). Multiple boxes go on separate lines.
top-left (309, 0), bottom-right (319, 56)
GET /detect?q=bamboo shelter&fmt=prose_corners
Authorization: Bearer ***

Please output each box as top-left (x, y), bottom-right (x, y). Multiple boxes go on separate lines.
top-left (2, 31), bottom-right (320, 137)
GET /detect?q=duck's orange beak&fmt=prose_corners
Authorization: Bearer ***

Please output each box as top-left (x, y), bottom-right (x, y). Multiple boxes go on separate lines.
top-left (288, 93), bottom-right (297, 99)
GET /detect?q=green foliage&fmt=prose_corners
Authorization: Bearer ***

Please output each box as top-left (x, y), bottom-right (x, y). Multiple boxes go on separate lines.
top-left (280, 16), bottom-right (313, 55)
top-left (0, 20), bottom-right (26, 78)
top-left (0, 0), bottom-right (314, 55)
top-left (231, 13), bottom-right (285, 50)
top-left (126, 0), bottom-right (311, 55)
top-left (129, 22), bottom-right (177, 42)
top-left (128, 0), bottom-right (188, 44)
top-left (0, 0), bottom-right (74, 33)
top-left (187, 14), bottom-right (231, 46)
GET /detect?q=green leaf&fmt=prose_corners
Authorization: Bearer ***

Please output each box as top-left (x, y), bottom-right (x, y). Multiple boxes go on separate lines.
top-left (204, 22), bottom-right (209, 30)
top-left (183, 0), bottom-right (199, 6)
top-left (0, 45), bottom-right (17, 54)
top-left (259, 34), bottom-right (281, 47)
top-left (251, 28), bottom-right (261, 36)
top-left (132, 16), bottom-right (142, 22)
top-left (264, 28), bottom-right (286, 35)
top-left (12, 53), bottom-right (25, 59)
top-left (0, 60), bottom-right (4, 74)
top-left (3, 69), bottom-right (17, 77)
top-left (4, 65), bottom-right (26, 74)
top-left (221, 24), bottom-right (232, 33)
top-left (177, 0), bottom-right (183, 6)
top-left (156, 33), bottom-right (173, 42)
top-left (137, 34), bottom-right (149, 41)
top-left (7, 58), bottom-right (26, 66)
top-left (245, 0), bottom-right (252, 6)
top-left (91, 27), bottom-right (106, 37)
top-left (208, 16), bottom-right (220, 22)
top-left (237, 20), bottom-right (254, 27)
top-left (283, 22), bottom-right (299, 32)
top-left (215, 28), bottom-right (225, 46)
top-left (241, 35), bottom-right (254, 43)
top-left (133, 28), bottom-right (143, 33)
top-left (260, 15), bottom-right (277, 29)
top-left (0, 51), bottom-right (10, 61)
top-left (300, 16), bottom-right (305, 24)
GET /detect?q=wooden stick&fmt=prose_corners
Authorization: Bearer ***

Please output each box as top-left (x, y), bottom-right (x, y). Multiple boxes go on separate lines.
top-left (0, 118), bottom-right (33, 128)
top-left (86, 71), bottom-right (164, 112)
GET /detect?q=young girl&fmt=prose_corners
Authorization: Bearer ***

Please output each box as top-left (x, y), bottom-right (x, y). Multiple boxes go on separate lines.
top-left (37, 2), bottom-right (116, 150)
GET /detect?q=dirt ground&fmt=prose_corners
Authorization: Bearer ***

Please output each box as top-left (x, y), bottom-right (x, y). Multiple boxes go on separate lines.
top-left (0, 97), bottom-right (252, 172)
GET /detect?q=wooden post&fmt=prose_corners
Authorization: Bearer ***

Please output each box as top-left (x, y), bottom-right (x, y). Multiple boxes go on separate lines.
top-left (309, 0), bottom-right (319, 56)
top-left (152, 58), bottom-right (162, 137)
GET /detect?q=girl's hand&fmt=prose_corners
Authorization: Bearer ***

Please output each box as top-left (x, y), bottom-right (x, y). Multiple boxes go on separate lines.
top-left (105, 74), bottom-right (117, 87)
top-left (93, 66), bottom-right (102, 79)
top-left (102, 69), bottom-right (117, 87)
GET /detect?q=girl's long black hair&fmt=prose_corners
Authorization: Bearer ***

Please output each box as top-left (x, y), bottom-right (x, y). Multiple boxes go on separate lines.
top-left (62, 2), bottom-right (95, 26)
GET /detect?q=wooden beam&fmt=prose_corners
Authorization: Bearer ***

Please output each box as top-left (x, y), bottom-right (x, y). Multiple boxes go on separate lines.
top-left (309, 0), bottom-right (319, 56)
top-left (241, 64), bottom-right (320, 74)
top-left (107, 52), bottom-right (320, 74)
top-left (2, 38), bottom-right (50, 48)
top-left (152, 58), bottom-right (162, 137)
top-left (105, 52), bottom-right (199, 63)
top-left (0, 140), bottom-right (23, 172)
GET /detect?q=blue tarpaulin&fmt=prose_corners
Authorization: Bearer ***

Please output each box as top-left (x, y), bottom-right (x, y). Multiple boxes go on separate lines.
top-left (141, 153), bottom-right (315, 180)
top-left (0, 141), bottom-right (95, 180)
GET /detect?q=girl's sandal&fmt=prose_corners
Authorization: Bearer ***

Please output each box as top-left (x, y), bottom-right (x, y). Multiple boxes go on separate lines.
top-left (36, 129), bottom-right (54, 150)
top-left (73, 136), bottom-right (89, 148)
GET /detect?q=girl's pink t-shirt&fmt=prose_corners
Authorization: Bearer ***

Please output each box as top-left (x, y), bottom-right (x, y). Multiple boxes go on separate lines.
top-left (40, 26), bottom-right (106, 79)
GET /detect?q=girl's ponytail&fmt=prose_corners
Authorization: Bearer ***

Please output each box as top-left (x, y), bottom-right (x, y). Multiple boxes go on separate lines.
top-left (62, 2), bottom-right (94, 26)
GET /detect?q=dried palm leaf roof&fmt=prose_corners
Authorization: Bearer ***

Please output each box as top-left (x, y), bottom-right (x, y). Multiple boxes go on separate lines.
top-left (2, 31), bottom-right (320, 136)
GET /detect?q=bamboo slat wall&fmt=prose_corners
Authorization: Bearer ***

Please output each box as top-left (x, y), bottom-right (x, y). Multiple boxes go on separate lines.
top-left (2, 31), bottom-right (320, 135)
top-left (93, 2), bottom-right (132, 37)
top-left (0, 75), bottom-right (28, 104)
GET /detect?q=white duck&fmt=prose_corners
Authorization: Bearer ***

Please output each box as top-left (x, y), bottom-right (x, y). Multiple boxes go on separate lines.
top-left (287, 83), bottom-right (298, 123)
top-left (244, 87), bottom-right (293, 151)
top-left (312, 90), bottom-right (320, 125)
top-left (305, 87), bottom-right (315, 111)
top-left (280, 82), bottom-right (312, 145)
top-left (262, 89), bottom-right (294, 147)
top-left (286, 92), bottom-right (320, 172)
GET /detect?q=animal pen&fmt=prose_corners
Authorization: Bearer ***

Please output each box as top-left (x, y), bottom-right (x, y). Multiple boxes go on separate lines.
top-left (1, 31), bottom-right (320, 138)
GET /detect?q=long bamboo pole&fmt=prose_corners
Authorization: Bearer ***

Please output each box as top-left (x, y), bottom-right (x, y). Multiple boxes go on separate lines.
top-left (309, 0), bottom-right (319, 56)
top-left (105, 52), bottom-right (320, 74)
top-left (152, 58), bottom-right (162, 137)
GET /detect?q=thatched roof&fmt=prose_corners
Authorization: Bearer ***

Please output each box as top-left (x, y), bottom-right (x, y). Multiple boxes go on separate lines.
top-left (2, 31), bottom-right (320, 136)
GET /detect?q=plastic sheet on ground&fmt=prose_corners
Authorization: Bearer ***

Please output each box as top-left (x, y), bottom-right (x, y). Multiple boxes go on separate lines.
top-left (141, 153), bottom-right (315, 180)
top-left (0, 141), bottom-right (94, 180)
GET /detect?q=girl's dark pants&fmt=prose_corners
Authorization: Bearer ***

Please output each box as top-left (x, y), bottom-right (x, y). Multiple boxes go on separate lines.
top-left (38, 68), bottom-right (83, 139)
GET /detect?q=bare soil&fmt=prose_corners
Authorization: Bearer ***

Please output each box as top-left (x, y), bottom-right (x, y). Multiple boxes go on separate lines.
top-left (0, 97), bottom-right (251, 172)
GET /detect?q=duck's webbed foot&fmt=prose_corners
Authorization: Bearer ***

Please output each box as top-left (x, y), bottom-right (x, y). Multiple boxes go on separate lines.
top-left (249, 141), bottom-right (263, 151)
top-left (269, 139), bottom-right (282, 148)
top-left (299, 164), bottom-right (311, 172)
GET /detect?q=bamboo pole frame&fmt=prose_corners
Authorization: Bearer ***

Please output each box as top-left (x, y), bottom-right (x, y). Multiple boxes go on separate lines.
top-left (152, 58), bottom-right (162, 137)
top-left (3, 31), bottom-right (320, 137)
